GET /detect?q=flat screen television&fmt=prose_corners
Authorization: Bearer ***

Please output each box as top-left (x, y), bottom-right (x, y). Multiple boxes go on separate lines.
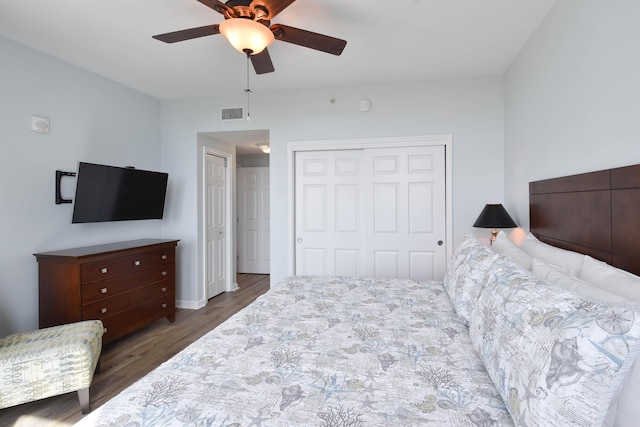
top-left (71, 162), bottom-right (168, 223)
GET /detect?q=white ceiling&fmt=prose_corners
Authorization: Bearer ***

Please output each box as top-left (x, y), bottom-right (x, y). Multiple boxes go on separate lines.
top-left (0, 0), bottom-right (557, 101)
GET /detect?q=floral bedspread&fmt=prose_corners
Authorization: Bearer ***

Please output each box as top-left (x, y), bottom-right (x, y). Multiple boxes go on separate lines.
top-left (76, 276), bottom-right (513, 426)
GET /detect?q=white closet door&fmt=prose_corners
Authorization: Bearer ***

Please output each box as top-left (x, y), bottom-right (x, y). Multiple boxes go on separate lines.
top-left (295, 145), bottom-right (446, 280)
top-left (363, 146), bottom-right (446, 280)
top-left (295, 150), bottom-right (365, 276)
top-left (206, 154), bottom-right (227, 298)
top-left (237, 167), bottom-right (270, 274)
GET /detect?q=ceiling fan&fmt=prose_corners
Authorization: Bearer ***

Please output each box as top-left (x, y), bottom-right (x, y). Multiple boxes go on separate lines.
top-left (152, 0), bottom-right (347, 74)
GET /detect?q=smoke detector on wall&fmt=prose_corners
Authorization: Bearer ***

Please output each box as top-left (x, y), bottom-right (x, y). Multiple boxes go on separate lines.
top-left (358, 99), bottom-right (371, 112)
top-left (31, 115), bottom-right (50, 134)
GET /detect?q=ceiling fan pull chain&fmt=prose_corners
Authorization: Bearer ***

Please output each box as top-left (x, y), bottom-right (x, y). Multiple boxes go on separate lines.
top-left (244, 51), bottom-right (252, 121)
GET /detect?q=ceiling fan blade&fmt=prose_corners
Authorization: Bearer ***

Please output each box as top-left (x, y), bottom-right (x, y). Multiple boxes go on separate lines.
top-left (271, 24), bottom-right (346, 55)
top-left (251, 0), bottom-right (296, 20)
top-left (250, 49), bottom-right (275, 74)
top-left (152, 25), bottom-right (221, 43)
top-left (197, 0), bottom-right (234, 17)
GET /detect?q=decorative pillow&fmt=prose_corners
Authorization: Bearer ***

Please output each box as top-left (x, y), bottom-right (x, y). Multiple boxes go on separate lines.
top-left (519, 232), bottom-right (584, 276)
top-left (443, 234), bottom-right (500, 326)
top-left (470, 255), bottom-right (640, 427)
top-left (531, 258), bottom-right (630, 304)
top-left (492, 231), bottom-right (533, 270)
top-left (579, 256), bottom-right (640, 304)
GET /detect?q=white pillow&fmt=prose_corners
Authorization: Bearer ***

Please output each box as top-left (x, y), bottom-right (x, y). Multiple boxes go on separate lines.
top-left (531, 258), bottom-right (630, 304)
top-left (613, 358), bottom-right (640, 427)
top-left (519, 232), bottom-right (584, 276)
top-left (579, 256), bottom-right (640, 304)
top-left (492, 231), bottom-right (533, 270)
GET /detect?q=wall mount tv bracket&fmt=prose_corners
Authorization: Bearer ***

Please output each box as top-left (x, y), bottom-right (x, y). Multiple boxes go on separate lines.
top-left (55, 170), bottom-right (76, 204)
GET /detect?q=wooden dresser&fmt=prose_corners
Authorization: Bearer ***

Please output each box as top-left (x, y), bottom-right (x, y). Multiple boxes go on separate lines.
top-left (34, 239), bottom-right (179, 344)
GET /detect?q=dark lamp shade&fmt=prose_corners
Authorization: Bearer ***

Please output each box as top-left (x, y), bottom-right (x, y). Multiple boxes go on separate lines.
top-left (473, 204), bottom-right (517, 229)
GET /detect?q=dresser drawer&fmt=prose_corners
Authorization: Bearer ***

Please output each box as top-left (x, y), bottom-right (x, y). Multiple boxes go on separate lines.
top-left (81, 247), bottom-right (175, 284)
top-left (82, 279), bottom-right (174, 319)
top-left (99, 293), bottom-right (175, 340)
top-left (81, 257), bottom-right (127, 283)
top-left (82, 263), bottom-right (175, 304)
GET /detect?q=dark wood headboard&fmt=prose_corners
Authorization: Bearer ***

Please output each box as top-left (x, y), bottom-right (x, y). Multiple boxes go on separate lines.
top-left (529, 164), bottom-right (640, 276)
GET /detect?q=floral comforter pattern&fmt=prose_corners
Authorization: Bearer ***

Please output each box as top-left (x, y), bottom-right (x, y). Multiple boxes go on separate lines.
top-left (76, 276), bottom-right (513, 426)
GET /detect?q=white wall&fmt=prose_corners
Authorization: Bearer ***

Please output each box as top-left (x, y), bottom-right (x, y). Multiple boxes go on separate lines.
top-left (0, 38), bottom-right (507, 335)
top-left (0, 37), bottom-right (162, 336)
top-left (160, 77), bottom-right (506, 297)
top-left (504, 0), bottom-right (640, 226)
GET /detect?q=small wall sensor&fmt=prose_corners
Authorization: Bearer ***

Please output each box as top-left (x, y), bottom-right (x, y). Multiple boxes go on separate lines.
top-left (358, 99), bottom-right (372, 112)
top-left (31, 116), bottom-right (50, 134)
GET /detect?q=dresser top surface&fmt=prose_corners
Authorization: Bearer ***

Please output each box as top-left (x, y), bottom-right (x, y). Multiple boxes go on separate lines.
top-left (34, 239), bottom-right (179, 260)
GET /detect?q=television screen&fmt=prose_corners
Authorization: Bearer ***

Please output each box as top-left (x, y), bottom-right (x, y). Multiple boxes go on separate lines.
top-left (71, 162), bottom-right (168, 223)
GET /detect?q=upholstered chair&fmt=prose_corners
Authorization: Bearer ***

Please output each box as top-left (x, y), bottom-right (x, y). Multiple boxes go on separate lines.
top-left (0, 320), bottom-right (103, 414)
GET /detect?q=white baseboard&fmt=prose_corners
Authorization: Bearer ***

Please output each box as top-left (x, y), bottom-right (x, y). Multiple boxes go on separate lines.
top-left (176, 299), bottom-right (206, 310)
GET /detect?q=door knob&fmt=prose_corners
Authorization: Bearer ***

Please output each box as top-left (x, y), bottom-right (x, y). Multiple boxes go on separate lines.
top-left (296, 238), bottom-right (303, 243)
top-left (437, 240), bottom-right (443, 246)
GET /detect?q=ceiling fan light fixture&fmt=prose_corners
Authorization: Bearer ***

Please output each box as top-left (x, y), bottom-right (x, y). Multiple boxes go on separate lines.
top-left (219, 18), bottom-right (274, 55)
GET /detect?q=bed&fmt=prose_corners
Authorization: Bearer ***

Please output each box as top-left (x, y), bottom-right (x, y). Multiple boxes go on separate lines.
top-left (76, 164), bottom-right (640, 427)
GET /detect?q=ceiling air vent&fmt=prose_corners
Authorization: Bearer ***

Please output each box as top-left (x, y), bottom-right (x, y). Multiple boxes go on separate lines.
top-left (221, 107), bottom-right (244, 121)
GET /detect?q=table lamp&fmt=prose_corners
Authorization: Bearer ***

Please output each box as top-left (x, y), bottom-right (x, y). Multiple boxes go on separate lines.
top-left (473, 203), bottom-right (517, 244)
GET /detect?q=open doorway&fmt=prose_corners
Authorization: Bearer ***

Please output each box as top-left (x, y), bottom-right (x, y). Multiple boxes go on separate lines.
top-left (236, 141), bottom-right (270, 274)
top-left (199, 129), bottom-right (270, 303)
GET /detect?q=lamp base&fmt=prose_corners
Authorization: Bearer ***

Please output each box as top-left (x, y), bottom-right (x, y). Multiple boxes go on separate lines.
top-left (490, 229), bottom-right (499, 245)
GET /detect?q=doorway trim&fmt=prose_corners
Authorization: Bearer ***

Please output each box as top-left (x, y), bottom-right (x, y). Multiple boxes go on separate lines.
top-left (287, 134), bottom-right (453, 277)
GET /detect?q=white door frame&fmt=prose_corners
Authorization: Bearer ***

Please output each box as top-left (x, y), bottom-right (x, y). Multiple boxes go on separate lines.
top-left (202, 147), bottom-right (235, 301)
top-left (287, 134), bottom-right (453, 277)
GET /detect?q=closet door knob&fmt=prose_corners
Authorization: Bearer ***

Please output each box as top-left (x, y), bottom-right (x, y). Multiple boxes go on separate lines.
top-left (437, 240), bottom-right (443, 246)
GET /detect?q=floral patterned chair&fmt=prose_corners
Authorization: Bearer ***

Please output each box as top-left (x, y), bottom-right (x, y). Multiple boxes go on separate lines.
top-left (0, 320), bottom-right (103, 414)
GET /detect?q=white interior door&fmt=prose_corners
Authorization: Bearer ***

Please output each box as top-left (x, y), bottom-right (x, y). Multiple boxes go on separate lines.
top-left (295, 145), bottom-right (446, 280)
top-left (237, 167), bottom-right (270, 274)
top-left (206, 154), bottom-right (227, 298)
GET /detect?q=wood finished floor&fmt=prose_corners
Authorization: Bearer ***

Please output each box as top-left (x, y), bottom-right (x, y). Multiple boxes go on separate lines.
top-left (0, 274), bottom-right (270, 427)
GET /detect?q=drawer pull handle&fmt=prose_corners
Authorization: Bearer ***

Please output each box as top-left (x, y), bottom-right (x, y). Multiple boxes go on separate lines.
top-left (161, 271), bottom-right (167, 276)
top-left (101, 267), bottom-right (108, 274)
top-left (101, 287), bottom-right (108, 294)
top-left (101, 308), bottom-right (107, 314)
top-left (161, 287), bottom-right (167, 292)
top-left (162, 255), bottom-right (168, 260)
top-left (162, 303), bottom-right (167, 308)
top-left (134, 260), bottom-right (141, 266)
